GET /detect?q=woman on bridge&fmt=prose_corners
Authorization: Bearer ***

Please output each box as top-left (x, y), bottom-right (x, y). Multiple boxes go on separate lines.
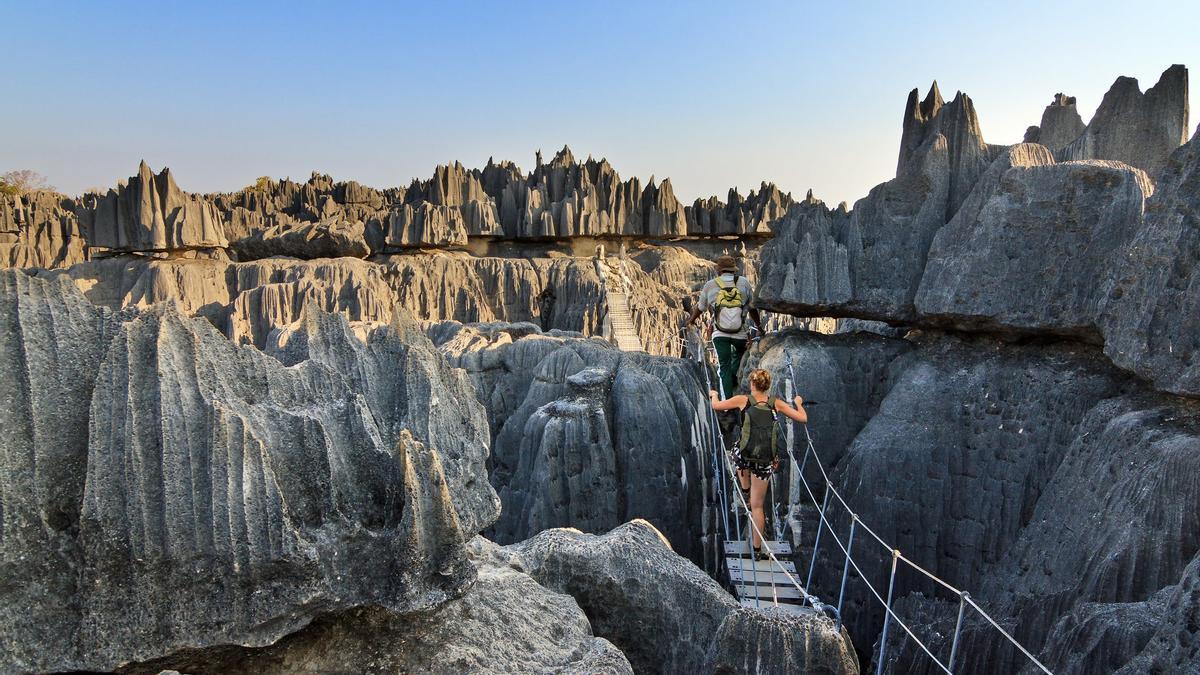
top-left (709, 368), bottom-right (806, 560)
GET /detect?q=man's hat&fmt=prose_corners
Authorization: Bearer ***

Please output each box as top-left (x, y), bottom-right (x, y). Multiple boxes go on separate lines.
top-left (715, 255), bottom-right (737, 273)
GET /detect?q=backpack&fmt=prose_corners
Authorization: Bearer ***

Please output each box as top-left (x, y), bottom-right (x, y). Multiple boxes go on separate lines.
top-left (739, 396), bottom-right (778, 465)
top-left (712, 276), bottom-right (747, 333)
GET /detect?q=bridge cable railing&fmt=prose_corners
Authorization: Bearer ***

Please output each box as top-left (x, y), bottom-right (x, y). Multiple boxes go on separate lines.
top-left (692, 333), bottom-right (826, 611)
top-left (685, 328), bottom-right (1052, 675)
top-left (780, 350), bottom-right (1052, 675)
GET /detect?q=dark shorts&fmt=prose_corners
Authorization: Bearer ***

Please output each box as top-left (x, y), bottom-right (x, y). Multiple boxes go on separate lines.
top-left (734, 450), bottom-right (774, 480)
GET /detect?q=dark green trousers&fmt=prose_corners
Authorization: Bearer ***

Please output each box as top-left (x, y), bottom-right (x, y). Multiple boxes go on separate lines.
top-left (712, 336), bottom-right (747, 399)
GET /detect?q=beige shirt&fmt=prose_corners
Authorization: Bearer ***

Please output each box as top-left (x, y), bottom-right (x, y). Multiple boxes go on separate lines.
top-left (697, 273), bottom-right (755, 339)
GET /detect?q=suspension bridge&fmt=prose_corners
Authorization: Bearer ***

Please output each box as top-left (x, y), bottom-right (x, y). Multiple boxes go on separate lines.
top-left (664, 329), bottom-right (1055, 675)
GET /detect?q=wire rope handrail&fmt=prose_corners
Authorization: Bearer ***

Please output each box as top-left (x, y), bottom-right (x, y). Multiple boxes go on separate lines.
top-left (779, 350), bottom-right (1053, 675)
top-left (684, 328), bottom-right (1053, 674)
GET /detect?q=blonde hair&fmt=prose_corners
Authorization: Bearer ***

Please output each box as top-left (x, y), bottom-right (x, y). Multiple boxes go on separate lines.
top-left (749, 369), bottom-right (771, 392)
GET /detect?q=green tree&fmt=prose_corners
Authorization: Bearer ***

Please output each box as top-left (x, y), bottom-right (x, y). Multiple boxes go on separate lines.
top-left (245, 175), bottom-right (273, 192)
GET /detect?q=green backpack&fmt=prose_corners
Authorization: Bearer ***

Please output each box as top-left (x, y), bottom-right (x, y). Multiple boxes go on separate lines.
top-left (739, 396), bottom-right (778, 465)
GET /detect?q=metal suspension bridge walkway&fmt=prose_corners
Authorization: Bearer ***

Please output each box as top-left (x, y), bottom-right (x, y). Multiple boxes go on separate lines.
top-left (667, 329), bottom-right (1054, 675)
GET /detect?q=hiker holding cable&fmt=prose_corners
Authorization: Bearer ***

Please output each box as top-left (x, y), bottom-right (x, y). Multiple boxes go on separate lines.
top-left (685, 255), bottom-right (762, 399)
top-left (709, 368), bottom-right (806, 559)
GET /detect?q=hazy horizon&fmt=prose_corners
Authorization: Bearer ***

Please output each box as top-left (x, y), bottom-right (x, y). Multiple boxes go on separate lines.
top-left (2, 1), bottom-right (1197, 206)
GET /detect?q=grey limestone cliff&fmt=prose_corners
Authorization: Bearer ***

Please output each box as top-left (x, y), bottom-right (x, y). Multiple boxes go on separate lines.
top-left (86, 161), bottom-right (227, 253)
top-left (150, 537), bottom-right (633, 675)
top-left (1056, 64), bottom-right (1190, 177)
top-left (916, 150), bottom-right (1152, 339)
top-left (0, 271), bottom-right (499, 672)
top-left (436, 327), bottom-right (712, 562)
top-left (510, 521), bottom-right (859, 675)
top-left (0, 190), bottom-right (89, 268)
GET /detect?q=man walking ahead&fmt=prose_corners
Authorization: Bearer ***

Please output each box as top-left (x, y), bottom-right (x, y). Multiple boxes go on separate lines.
top-left (686, 255), bottom-right (762, 399)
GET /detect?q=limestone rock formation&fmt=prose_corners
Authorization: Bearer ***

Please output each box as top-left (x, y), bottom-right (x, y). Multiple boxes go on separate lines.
top-left (1031, 93), bottom-right (1087, 152)
top-left (263, 305), bottom-right (499, 536)
top-left (385, 202), bottom-right (471, 247)
top-left (486, 147), bottom-right (691, 239)
top-left (756, 80), bottom-right (1023, 322)
top-left (629, 244), bottom-right (716, 293)
top-left (703, 606), bottom-right (862, 674)
top-left (509, 521), bottom-right (859, 674)
top-left (1111, 556), bottom-right (1200, 673)
top-left (0, 272), bottom-right (499, 671)
top-left (823, 337), bottom-right (1121, 631)
top-left (214, 172), bottom-right (399, 237)
top-left (1099, 127), bottom-right (1200, 396)
top-left (759, 68), bottom-right (1198, 403)
top-left (0, 190), bottom-right (89, 268)
top-left (1, 153), bottom-right (792, 274)
top-left (752, 199), bottom-right (854, 314)
top-left (898, 83), bottom-right (999, 216)
top-left (757, 127), bottom-right (950, 321)
top-left (750, 329), bottom-right (1200, 672)
top-left (86, 161), bottom-right (227, 252)
top-left (687, 182), bottom-right (795, 236)
top-left (0, 271), bottom-right (119, 671)
top-left (879, 388), bottom-right (1200, 673)
top-left (40, 252), bottom-right (617, 350)
top-left (439, 329), bottom-right (712, 561)
top-left (230, 217), bottom-right (371, 260)
top-left (917, 151), bottom-right (1152, 339)
top-left (1056, 64), bottom-right (1190, 176)
top-left (162, 537), bottom-right (633, 674)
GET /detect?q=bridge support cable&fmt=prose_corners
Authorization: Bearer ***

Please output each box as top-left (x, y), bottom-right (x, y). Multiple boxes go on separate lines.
top-left (689, 332), bottom-right (827, 615)
top-left (836, 517), bottom-right (857, 630)
top-left (779, 351), bottom-right (1053, 674)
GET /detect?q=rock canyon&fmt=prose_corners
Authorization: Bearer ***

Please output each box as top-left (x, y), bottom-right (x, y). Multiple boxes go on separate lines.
top-left (1, 63), bottom-right (1196, 673)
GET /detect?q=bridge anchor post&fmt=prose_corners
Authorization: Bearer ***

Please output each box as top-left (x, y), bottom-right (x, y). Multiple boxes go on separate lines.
top-left (875, 549), bottom-right (900, 675)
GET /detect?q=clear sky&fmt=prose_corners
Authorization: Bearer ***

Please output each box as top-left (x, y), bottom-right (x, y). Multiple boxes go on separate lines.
top-left (2, 1), bottom-right (1196, 205)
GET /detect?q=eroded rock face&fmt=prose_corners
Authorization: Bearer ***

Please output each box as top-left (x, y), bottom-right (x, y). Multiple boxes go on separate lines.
top-left (39, 251), bottom-right (614, 349)
top-left (757, 132), bottom-right (950, 321)
top-left (148, 537), bottom-right (633, 675)
top-left (759, 80), bottom-right (1197, 400)
top-left (704, 607), bottom-right (861, 675)
top-left (897, 85), bottom-right (998, 218)
top-left (439, 328), bottom-right (711, 561)
top-left (86, 161), bottom-right (227, 252)
top-left (757, 329), bottom-right (1200, 673)
top-left (1056, 64), bottom-right (1190, 177)
top-left (0, 272), bottom-right (498, 672)
top-left (687, 182), bottom-right (795, 236)
top-left (835, 338), bottom-right (1123, 600)
top-left (230, 217), bottom-right (371, 260)
top-left (0, 190), bottom-right (89, 268)
top-left (917, 154), bottom-right (1152, 339)
top-left (1033, 93), bottom-right (1087, 152)
top-left (969, 393), bottom-right (1200, 672)
top-left (1112, 556), bottom-right (1200, 674)
top-left (509, 521), bottom-right (859, 675)
top-left (1100, 127), bottom-right (1200, 396)
top-left (757, 81), bottom-right (1032, 322)
top-left (0, 271), bottom-right (119, 670)
top-left (821, 338), bottom-right (1122, 649)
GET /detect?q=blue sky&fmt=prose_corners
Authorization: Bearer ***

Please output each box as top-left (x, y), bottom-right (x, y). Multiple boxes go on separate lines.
top-left (2, 1), bottom-right (1196, 204)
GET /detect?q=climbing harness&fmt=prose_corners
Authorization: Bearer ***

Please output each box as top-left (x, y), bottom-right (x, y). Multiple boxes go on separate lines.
top-left (688, 329), bottom-right (1054, 674)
